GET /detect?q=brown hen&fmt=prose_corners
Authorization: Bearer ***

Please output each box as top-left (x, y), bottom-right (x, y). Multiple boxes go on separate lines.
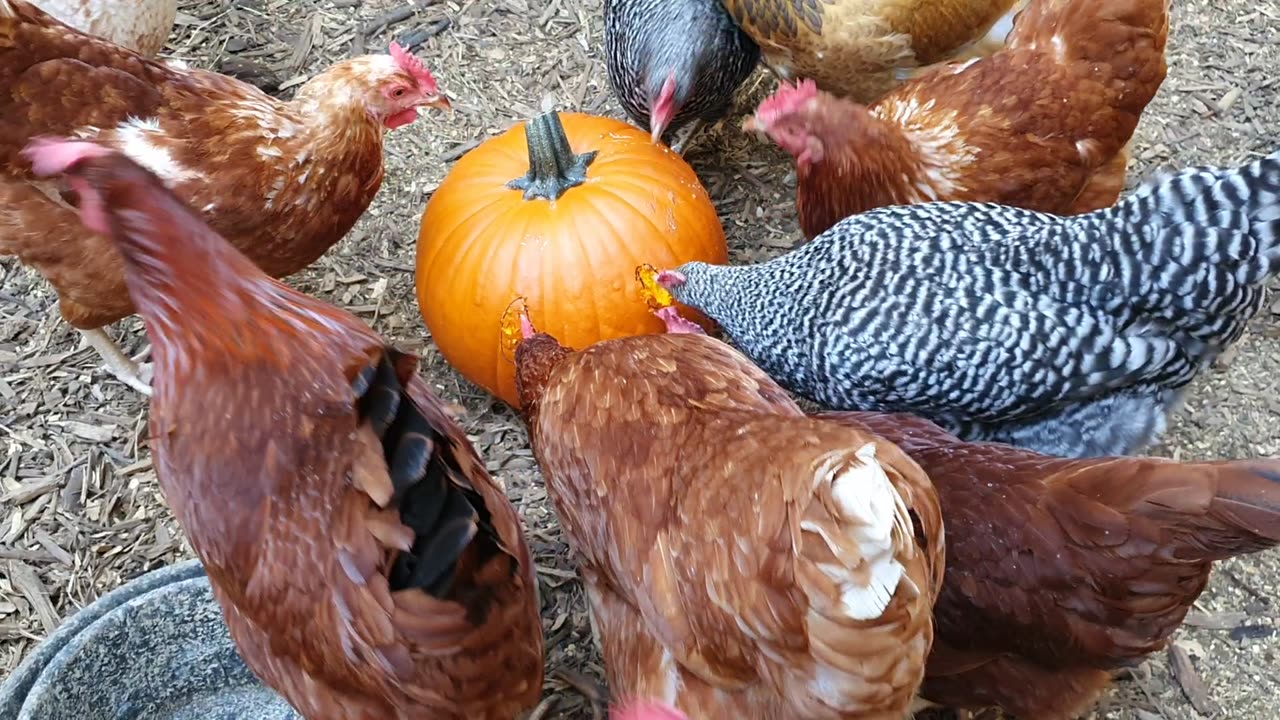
top-left (512, 303), bottom-right (944, 719)
top-left (0, 0), bottom-right (449, 394)
top-left (747, 0), bottom-right (1169, 240)
top-left (819, 411), bottom-right (1280, 719)
top-left (720, 0), bottom-right (1026, 103)
top-left (27, 138), bottom-right (543, 720)
top-left (32, 0), bottom-right (175, 56)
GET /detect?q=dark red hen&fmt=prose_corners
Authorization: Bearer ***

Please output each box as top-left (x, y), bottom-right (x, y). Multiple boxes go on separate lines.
top-left (26, 137), bottom-right (543, 720)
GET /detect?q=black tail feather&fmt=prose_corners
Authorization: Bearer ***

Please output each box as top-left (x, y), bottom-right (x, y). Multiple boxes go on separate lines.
top-left (352, 352), bottom-right (493, 598)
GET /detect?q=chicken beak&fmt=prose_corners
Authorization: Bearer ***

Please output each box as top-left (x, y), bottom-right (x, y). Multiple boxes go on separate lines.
top-left (741, 115), bottom-right (768, 141)
top-left (649, 72), bottom-right (678, 145)
top-left (649, 113), bottom-right (672, 145)
top-left (423, 94), bottom-right (453, 114)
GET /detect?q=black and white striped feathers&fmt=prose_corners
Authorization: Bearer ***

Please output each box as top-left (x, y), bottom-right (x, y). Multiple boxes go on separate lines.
top-left (666, 151), bottom-right (1280, 457)
top-left (604, 0), bottom-right (760, 141)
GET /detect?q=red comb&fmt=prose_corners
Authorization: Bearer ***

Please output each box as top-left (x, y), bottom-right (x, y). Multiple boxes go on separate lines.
top-left (389, 41), bottom-right (439, 93)
top-left (23, 137), bottom-right (113, 177)
top-left (754, 79), bottom-right (820, 126)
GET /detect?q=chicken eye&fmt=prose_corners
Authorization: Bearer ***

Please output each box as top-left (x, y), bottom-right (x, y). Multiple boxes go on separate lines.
top-left (392, 88), bottom-right (407, 98)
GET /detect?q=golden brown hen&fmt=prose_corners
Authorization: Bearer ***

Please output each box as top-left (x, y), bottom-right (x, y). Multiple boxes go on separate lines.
top-left (512, 302), bottom-right (944, 719)
top-left (27, 138), bottom-right (543, 720)
top-left (0, 0), bottom-right (449, 394)
top-left (746, 0), bottom-right (1170, 239)
top-left (32, 0), bottom-right (176, 56)
top-left (720, 0), bottom-right (1027, 103)
top-left (819, 410), bottom-right (1280, 719)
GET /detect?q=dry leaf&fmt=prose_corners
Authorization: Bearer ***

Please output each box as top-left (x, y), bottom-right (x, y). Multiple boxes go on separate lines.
top-left (1168, 643), bottom-right (1220, 716)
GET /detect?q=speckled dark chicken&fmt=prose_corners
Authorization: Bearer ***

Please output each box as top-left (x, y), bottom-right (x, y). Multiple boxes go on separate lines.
top-left (604, 0), bottom-right (760, 143)
top-left (660, 151), bottom-right (1280, 458)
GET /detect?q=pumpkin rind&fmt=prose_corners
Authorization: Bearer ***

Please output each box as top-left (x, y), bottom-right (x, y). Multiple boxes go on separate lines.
top-left (415, 111), bottom-right (728, 408)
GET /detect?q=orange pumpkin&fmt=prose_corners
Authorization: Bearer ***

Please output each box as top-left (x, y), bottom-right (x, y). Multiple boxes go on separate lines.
top-left (415, 110), bottom-right (728, 408)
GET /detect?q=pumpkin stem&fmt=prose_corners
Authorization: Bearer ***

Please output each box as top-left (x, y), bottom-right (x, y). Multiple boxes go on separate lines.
top-left (507, 111), bottom-right (598, 202)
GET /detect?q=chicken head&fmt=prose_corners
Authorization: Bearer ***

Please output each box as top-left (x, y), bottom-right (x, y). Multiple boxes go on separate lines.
top-left (302, 41), bottom-right (451, 131)
top-left (743, 80), bottom-right (829, 166)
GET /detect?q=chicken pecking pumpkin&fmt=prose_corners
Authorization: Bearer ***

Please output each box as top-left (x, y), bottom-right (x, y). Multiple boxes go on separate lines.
top-left (415, 110), bottom-right (727, 408)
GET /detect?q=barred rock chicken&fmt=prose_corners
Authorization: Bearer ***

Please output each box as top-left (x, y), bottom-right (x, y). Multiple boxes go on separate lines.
top-left (34, 0), bottom-right (176, 56)
top-left (511, 302), bottom-right (944, 719)
top-left (605, 0), bottom-right (760, 152)
top-left (720, 0), bottom-right (1027, 103)
top-left (653, 150), bottom-right (1280, 458)
top-left (0, 0), bottom-right (450, 395)
top-left (818, 411), bottom-right (1280, 719)
top-left (747, 0), bottom-right (1169, 239)
top-left (27, 139), bottom-right (544, 720)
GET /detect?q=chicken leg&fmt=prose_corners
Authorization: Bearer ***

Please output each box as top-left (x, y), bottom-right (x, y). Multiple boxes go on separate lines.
top-left (669, 118), bottom-right (707, 155)
top-left (80, 328), bottom-right (154, 396)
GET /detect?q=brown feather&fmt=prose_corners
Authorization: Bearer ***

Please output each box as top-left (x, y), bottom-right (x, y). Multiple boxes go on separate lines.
top-left (819, 410), bottom-right (1280, 719)
top-left (754, 0), bottom-right (1168, 239)
top-left (721, 0), bottom-right (1023, 102)
top-left (55, 147), bottom-right (543, 720)
top-left (0, 0), bottom-right (428, 331)
top-left (517, 330), bottom-right (944, 718)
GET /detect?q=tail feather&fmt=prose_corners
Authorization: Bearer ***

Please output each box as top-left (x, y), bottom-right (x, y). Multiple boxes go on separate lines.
top-left (361, 351), bottom-right (514, 598)
top-left (1080, 150), bottom-right (1280, 367)
top-left (1124, 150), bottom-right (1280, 259)
top-left (1184, 461), bottom-right (1280, 559)
top-left (1005, 0), bottom-right (1169, 123)
top-left (830, 411), bottom-right (1280, 563)
top-left (825, 442), bottom-right (914, 620)
top-left (1053, 455), bottom-right (1280, 563)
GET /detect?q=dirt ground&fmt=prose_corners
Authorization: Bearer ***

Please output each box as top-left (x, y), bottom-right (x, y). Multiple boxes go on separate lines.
top-left (2, 0), bottom-right (1279, 717)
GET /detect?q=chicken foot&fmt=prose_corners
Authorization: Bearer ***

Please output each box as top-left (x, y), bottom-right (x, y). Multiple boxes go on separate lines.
top-left (80, 327), bottom-right (154, 396)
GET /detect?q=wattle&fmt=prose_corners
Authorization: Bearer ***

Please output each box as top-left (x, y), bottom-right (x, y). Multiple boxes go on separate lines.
top-left (385, 108), bottom-right (419, 129)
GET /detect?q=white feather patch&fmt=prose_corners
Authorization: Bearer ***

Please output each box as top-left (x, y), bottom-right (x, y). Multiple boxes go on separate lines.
top-left (828, 443), bottom-right (912, 621)
top-left (873, 99), bottom-right (976, 199)
top-left (658, 648), bottom-right (684, 704)
top-left (116, 117), bottom-right (201, 184)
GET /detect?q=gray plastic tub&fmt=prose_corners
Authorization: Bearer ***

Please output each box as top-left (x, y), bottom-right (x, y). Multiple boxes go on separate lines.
top-left (0, 559), bottom-right (299, 719)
